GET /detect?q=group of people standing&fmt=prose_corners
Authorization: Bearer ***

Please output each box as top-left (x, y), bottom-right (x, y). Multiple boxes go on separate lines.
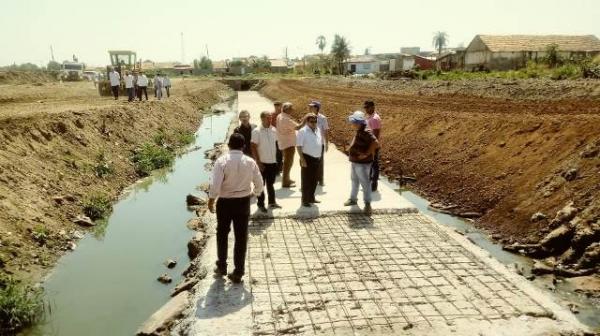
top-left (107, 68), bottom-right (172, 102)
top-left (207, 99), bottom-right (382, 283)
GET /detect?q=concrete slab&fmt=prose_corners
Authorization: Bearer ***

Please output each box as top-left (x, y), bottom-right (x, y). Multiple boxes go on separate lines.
top-left (175, 92), bottom-right (588, 336)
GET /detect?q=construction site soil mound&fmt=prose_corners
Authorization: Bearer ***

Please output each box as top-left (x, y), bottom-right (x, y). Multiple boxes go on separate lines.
top-left (261, 78), bottom-right (600, 276)
top-left (0, 71), bottom-right (58, 85)
top-left (0, 79), bottom-right (230, 281)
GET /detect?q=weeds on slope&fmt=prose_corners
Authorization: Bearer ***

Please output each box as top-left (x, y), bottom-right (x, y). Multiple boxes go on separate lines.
top-left (132, 129), bottom-right (195, 177)
top-left (0, 275), bottom-right (45, 335)
top-left (82, 194), bottom-right (113, 220)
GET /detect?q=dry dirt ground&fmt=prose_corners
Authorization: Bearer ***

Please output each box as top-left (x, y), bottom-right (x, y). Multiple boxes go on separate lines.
top-left (261, 78), bottom-right (600, 276)
top-left (0, 78), bottom-right (230, 281)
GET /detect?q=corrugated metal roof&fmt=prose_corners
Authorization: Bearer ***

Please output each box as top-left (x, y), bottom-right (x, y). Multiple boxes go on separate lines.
top-left (477, 35), bottom-right (600, 52)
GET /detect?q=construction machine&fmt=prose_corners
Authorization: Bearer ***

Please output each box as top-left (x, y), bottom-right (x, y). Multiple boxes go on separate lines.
top-left (98, 50), bottom-right (150, 96)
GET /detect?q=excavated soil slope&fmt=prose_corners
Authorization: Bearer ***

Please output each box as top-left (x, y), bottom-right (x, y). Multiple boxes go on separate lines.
top-left (0, 79), bottom-right (230, 281)
top-left (261, 78), bottom-right (600, 273)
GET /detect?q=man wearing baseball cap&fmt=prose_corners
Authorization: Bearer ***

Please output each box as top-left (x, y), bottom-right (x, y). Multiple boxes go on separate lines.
top-left (363, 100), bottom-right (382, 191)
top-left (344, 111), bottom-right (380, 214)
top-left (308, 100), bottom-right (329, 186)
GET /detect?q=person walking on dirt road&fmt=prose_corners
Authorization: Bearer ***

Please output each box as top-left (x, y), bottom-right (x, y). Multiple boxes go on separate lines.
top-left (277, 102), bottom-right (300, 188)
top-left (364, 100), bottom-right (382, 191)
top-left (251, 111), bottom-right (282, 213)
top-left (270, 101), bottom-right (283, 174)
top-left (234, 110), bottom-right (256, 157)
top-left (307, 100), bottom-right (329, 186)
top-left (297, 113), bottom-right (323, 207)
top-left (124, 71), bottom-right (134, 102)
top-left (154, 73), bottom-right (163, 100)
top-left (344, 111), bottom-right (380, 215)
top-left (137, 72), bottom-right (149, 101)
top-left (163, 75), bottom-right (172, 97)
top-left (208, 133), bottom-right (264, 284)
top-left (108, 68), bottom-right (120, 100)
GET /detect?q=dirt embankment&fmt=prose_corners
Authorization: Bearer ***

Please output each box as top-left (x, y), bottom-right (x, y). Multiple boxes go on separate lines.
top-left (261, 78), bottom-right (600, 275)
top-left (0, 79), bottom-right (230, 281)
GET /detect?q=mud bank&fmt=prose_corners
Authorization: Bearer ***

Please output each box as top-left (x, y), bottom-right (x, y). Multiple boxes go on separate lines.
top-left (260, 78), bottom-right (600, 277)
top-left (0, 79), bottom-right (231, 282)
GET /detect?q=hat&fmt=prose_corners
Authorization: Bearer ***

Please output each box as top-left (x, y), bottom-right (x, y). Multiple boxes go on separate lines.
top-left (348, 111), bottom-right (366, 124)
top-left (308, 100), bottom-right (321, 109)
top-left (363, 100), bottom-right (375, 108)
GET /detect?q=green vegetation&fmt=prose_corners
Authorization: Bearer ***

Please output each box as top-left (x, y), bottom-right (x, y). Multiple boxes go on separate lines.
top-left (0, 275), bottom-right (45, 334)
top-left (82, 194), bottom-right (112, 220)
top-left (132, 143), bottom-right (176, 177)
top-left (432, 31), bottom-right (449, 55)
top-left (331, 34), bottom-right (351, 75)
top-left (193, 56), bottom-right (213, 71)
top-left (316, 35), bottom-right (327, 53)
top-left (30, 225), bottom-right (49, 246)
top-left (93, 151), bottom-right (113, 178)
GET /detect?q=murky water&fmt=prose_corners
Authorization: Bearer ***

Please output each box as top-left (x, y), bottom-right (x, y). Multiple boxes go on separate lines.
top-left (391, 182), bottom-right (600, 330)
top-left (25, 100), bottom-right (237, 336)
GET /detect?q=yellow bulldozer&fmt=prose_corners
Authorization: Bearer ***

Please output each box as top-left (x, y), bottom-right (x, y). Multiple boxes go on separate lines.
top-left (98, 50), bottom-right (153, 96)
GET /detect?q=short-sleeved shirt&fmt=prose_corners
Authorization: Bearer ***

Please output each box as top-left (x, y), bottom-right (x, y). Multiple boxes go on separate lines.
top-left (137, 75), bottom-right (148, 87)
top-left (234, 123), bottom-right (256, 156)
top-left (296, 125), bottom-right (323, 158)
top-left (316, 113), bottom-right (329, 138)
top-left (367, 112), bottom-right (382, 133)
top-left (349, 128), bottom-right (377, 163)
top-left (270, 111), bottom-right (281, 128)
top-left (251, 125), bottom-right (277, 164)
top-left (124, 75), bottom-right (134, 88)
top-left (109, 71), bottom-right (120, 86)
top-left (276, 113), bottom-right (297, 150)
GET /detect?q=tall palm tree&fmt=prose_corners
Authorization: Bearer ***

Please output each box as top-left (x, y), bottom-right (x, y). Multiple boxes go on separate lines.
top-left (432, 31), bottom-right (449, 55)
top-left (331, 34), bottom-right (350, 75)
top-left (316, 35), bottom-right (327, 54)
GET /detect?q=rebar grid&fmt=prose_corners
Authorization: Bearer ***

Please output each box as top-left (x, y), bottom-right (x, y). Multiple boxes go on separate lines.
top-left (246, 213), bottom-right (550, 335)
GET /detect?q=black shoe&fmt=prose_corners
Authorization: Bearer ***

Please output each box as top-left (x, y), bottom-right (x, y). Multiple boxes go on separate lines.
top-left (344, 199), bottom-right (358, 206)
top-left (310, 199), bottom-right (321, 204)
top-left (364, 203), bottom-right (372, 215)
top-left (269, 203), bottom-right (282, 209)
top-left (302, 202), bottom-right (312, 207)
top-left (371, 184), bottom-right (378, 192)
top-left (258, 205), bottom-right (268, 213)
top-left (214, 266), bottom-right (227, 277)
top-left (227, 272), bottom-right (243, 284)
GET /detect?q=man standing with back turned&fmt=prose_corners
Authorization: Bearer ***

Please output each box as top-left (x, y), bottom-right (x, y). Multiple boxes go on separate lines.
top-left (208, 133), bottom-right (263, 283)
top-left (277, 102), bottom-right (299, 188)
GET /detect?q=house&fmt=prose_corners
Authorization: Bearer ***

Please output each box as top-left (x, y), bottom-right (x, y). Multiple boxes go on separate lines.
top-left (464, 34), bottom-right (600, 71)
top-left (269, 59), bottom-right (289, 73)
top-left (389, 54), bottom-right (436, 71)
top-left (435, 48), bottom-right (466, 71)
top-left (345, 56), bottom-right (380, 74)
top-left (401, 47), bottom-right (421, 55)
top-left (212, 60), bottom-right (229, 74)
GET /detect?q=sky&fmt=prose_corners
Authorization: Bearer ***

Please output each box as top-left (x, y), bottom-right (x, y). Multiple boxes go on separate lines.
top-left (1, 0), bottom-right (599, 67)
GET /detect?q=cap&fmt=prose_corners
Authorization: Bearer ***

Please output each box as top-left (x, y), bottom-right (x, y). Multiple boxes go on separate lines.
top-left (308, 100), bottom-right (321, 109)
top-left (363, 100), bottom-right (375, 108)
top-left (348, 111), bottom-right (366, 124)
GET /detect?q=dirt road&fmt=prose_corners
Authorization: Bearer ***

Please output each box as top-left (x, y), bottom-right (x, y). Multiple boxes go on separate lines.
top-left (261, 78), bottom-right (600, 275)
top-left (0, 79), bottom-right (230, 281)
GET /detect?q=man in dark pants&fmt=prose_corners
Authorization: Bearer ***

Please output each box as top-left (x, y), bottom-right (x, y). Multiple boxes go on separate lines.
top-left (208, 133), bottom-right (263, 283)
top-left (251, 111), bottom-right (282, 213)
top-left (234, 110), bottom-right (256, 157)
top-left (364, 100), bottom-right (382, 191)
top-left (270, 101), bottom-right (283, 173)
top-left (296, 114), bottom-right (323, 207)
top-left (108, 67), bottom-right (120, 100)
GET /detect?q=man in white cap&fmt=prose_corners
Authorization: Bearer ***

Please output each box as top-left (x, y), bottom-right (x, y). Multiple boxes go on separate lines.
top-left (344, 111), bottom-right (380, 214)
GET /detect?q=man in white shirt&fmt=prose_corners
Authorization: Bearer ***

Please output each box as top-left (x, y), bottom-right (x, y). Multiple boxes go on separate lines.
top-left (251, 111), bottom-right (282, 213)
top-left (308, 100), bottom-right (330, 186)
top-left (108, 68), bottom-right (120, 100)
top-left (124, 71), bottom-right (134, 102)
top-left (208, 133), bottom-right (263, 283)
top-left (163, 75), bottom-right (171, 97)
top-left (296, 114), bottom-right (323, 207)
top-left (137, 71), bottom-right (149, 101)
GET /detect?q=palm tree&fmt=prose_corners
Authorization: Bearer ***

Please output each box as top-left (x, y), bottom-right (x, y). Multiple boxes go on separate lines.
top-left (432, 31), bottom-right (449, 55)
top-left (316, 35), bottom-right (327, 54)
top-left (331, 34), bottom-right (350, 75)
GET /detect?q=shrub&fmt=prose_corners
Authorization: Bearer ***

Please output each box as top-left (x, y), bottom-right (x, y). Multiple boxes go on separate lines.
top-left (174, 130), bottom-right (196, 146)
top-left (0, 275), bottom-right (45, 334)
top-left (93, 151), bottom-right (113, 178)
top-left (551, 64), bottom-right (581, 80)
top-left (82, 194), bottom-right (112, 220)
top-left (131, 143), bottom-right (175, 177)
top-left (31, 225), bottom-right (49, 245)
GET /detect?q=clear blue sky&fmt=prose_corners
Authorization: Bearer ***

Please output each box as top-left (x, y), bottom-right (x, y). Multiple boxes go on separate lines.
top-left (1, 0), bottom-right (599, 67)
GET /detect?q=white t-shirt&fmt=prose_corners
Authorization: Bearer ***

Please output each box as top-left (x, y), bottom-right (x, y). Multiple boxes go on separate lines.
top-left (251, 125), bottom-right (277, 164)
top-left (296, 125), bottom-right (323, 158)
top-left (137, 75), bottom-right (148, 87)
top-left (124, 75), bottom-right (134, 88)
top-left (316, 113), bottom-right (329, 138)
top-left (163, 77), bottom-right (171, 86)
top-left (109, 71), bottom-right (120, 86)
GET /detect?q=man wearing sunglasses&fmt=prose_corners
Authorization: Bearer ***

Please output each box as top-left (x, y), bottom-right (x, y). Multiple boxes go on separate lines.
top-left (296, 114), bottom-right (323, 207)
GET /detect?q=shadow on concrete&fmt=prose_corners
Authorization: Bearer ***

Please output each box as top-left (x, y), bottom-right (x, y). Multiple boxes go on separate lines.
top-left (194, 278), bottom-right (253, 319)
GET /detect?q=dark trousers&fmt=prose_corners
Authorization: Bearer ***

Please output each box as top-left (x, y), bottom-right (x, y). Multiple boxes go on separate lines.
top-left (301, 154), bottom-right (321, 203)
top-left (127, 87), bottom-right (134, 102)
top-left (137, 86), bottom-right (148, 101)
top-left (275, 142), bottom-right (283, 173)
top-left (165, 86), bottom-right (170, 97)
top-left (216, 197), bottom-right (250, 275)
top-left (111, 85), bottom-right (119, 99)
top-left (318, 145), bottom-right (325, 184)
top-left (371, 149), bottom-right (380, 189)
top-left (257, 163), bottom-right (278, 207)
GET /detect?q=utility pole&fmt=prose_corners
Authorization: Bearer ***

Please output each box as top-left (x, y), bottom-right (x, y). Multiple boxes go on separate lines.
top-left (180, 32), bottom-right (185, 64)
top-left (205, 44), bottom-right (209, 59)
top-left (285, 46), bottom-right (288, 62)
top-left (50, 45), bottom-right (55, 62)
